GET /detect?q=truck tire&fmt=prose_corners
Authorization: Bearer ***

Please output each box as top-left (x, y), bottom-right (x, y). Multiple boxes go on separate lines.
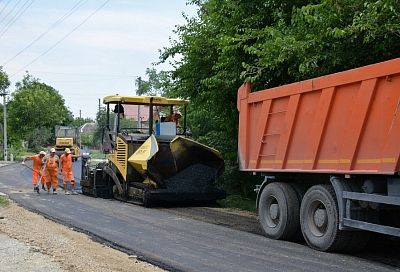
top-left (300, 185), bottom-right (351, 252)
top-left (258, 182), bottom-right (299, 240)
top-left (290, 183), bottom-right (307, 242)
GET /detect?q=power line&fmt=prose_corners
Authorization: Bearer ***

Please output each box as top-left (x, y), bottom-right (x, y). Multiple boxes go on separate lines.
top-left (30, 70), bottom-right (138, 77)
top-left (0, 0), bottom-right (34, 39)
top-left (2, 0), bottom-right (87, 66)
top-left (0, 0), bottom-right (32, 37)
top-left (11, 0), bottom-right (110, 77)
top-left (45, 77), bottom-right (137, 83)
top-left (0, 0), bottom-right (12, 17)
top-left (0, 0), bottom-right (23, 26)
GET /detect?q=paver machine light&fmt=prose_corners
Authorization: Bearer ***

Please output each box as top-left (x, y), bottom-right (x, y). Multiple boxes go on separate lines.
top-left (80, 95), bottom-right (225, 206)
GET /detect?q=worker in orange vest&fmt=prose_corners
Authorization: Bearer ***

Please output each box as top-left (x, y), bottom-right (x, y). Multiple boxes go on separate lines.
top-left (60, 147), bottom-right (79, 195)
top-left (22, 151), bottom-right (46, 194)
top-left (42, 148), bottom-right (60, 194)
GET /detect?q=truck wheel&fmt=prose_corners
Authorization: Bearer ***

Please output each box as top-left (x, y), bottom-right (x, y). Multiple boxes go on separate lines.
top-left (258, 182), bottom-right (299, 240)
top-left (300, 185), bottom-right (351, 252)
top-left (290, 183), bottom-right (307, 242)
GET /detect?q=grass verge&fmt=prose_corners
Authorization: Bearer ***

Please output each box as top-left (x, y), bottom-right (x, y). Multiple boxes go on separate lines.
top-left (0, 195), bottom-right (9, 207)
top-left (218, 195), bottom-right (256, 213)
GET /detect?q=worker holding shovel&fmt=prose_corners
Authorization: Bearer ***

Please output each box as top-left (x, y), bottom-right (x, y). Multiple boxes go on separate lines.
top-left (22, 151), bottom-right (46, 194)
top-left (42, 148), bottom-right (61, 194)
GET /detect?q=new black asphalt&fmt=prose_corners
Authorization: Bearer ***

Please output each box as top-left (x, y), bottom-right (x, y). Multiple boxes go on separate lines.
top-left (0, 162), bottom-right (398, 272)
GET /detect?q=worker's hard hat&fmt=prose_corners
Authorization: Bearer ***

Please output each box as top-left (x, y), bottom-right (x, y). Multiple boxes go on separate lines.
top-left (50, 148), bottom-right (56, 153)
top-left (39, 151), bottom-right (46, 155)
top-left (65, 148), bottom-right (71, 154)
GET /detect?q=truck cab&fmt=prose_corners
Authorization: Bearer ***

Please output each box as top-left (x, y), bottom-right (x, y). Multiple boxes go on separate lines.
top-left (54, 125), bottom-right (80, 160)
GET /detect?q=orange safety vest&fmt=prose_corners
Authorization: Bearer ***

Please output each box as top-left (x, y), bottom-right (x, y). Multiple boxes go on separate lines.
top-left (60, 154), bottom-right (72, 172)
top-left (46, 156), bottom-right (58, 173)
top-left (32, 155), bottom-right (43, 172)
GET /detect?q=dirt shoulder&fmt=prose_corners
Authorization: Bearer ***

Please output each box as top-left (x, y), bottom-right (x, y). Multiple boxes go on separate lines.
top-left (0, 233), bottom-right (63, 272)
top-left (0, 200), bottom-right (163, 272)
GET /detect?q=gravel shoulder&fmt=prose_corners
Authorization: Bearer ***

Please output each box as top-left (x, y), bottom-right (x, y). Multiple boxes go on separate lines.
top-left (0, 233), bottom-right (63, 272)
top-left (0, 199), bottom-right (163, 272)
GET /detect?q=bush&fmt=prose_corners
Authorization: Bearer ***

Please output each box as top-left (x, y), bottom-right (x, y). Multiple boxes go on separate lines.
top-left (217, 160), bottom-right (263, 199)
top-left (9, 145), bottom-right (26, 161)
top-left (218, 195), bottom-right (256, 213)
top-left (0, 195), bottom-right (9, 207)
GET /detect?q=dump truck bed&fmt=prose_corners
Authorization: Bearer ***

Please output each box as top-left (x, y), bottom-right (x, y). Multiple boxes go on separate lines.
top-left (237, 58), bottom-right (400, 175)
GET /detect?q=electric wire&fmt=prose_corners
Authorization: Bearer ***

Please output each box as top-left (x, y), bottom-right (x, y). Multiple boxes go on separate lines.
top-left (30, 70), bottom-right (138, 78)
top-left (0, 0), bottom-right (32, 37)
top-left (0, 0), bottom-right (34, 39)
top-left (2, 0), bottom-right (88, 66)
top-left (11, 0), bottom-right (110, 77)
top-left (0, 0), bottom-right (23, 26)
top-left (0, 0), bottom-right (12, 17)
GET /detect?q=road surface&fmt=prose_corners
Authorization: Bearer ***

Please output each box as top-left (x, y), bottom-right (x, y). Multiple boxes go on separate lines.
top-left (0, 162), bottom-right (398, 272)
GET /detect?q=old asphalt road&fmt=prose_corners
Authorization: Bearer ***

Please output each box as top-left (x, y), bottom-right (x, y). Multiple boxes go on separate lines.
top-left (0, 162), bottom-right (398, 272)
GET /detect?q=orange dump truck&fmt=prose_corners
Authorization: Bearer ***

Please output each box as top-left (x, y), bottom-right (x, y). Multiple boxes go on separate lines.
top-left (237, 58), bottom-right (400, 252)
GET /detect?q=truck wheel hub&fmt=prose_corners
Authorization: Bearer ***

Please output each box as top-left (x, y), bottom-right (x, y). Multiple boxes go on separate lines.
top-left (269, 203), bottom-right (279, 220)
top-left (313, 208), bottom-right (327, 228)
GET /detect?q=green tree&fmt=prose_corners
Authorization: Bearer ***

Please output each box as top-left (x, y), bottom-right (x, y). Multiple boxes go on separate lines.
top-left (70, 117), bottom-right (94, 127)
top-left (93, 107), bottom-right (107, 147)
top-left (81, 133), bottom-right (95, 148)
top-left (160, 0), bottom-right (400, 197)
top-left (135, 68), bottom-right (173, 96)
top-left (8, 74), bottom-right (73, 150)
top-left (0, 68), bottom-right (10, 155)
top-left (93, 106), bottom-right (138, 149)
top-left (0, 67), bottom-right (9, 123)
top-left (0, 67), bottom-right (10, 93)
top-left (240, 0), bottom-right (400, 86)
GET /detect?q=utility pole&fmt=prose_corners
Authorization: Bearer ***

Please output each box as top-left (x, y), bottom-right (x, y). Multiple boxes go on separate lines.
top-left (0, 91), bottom-right (8, 161)
top-left (79, 109), bottom-right (82, 119)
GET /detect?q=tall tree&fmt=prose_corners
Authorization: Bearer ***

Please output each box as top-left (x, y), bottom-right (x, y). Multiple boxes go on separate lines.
top-left (0, 68), bottom-right (10, 154)
top-left (160, 0), bottom-right (400, 196)
top-left (70, 117), bottom-right (94, 128)
top-left (240, 0), bottom-right (400, 87)
top-left (135, 68), bottom-right (173, 96)
top-left (8, 74), bottom-right (73, 150)
top-left (0, 67), bottom-right (10, 93)
top-left (93, 107), bottom-right (107, 147)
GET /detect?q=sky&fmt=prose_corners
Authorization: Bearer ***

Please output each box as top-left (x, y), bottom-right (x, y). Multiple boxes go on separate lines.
top-left (0, 0), bottom-right (196, 119)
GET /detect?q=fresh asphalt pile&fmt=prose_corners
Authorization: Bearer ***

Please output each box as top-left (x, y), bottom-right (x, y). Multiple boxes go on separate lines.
top-left (164, 163), bottom-right (217, 193)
